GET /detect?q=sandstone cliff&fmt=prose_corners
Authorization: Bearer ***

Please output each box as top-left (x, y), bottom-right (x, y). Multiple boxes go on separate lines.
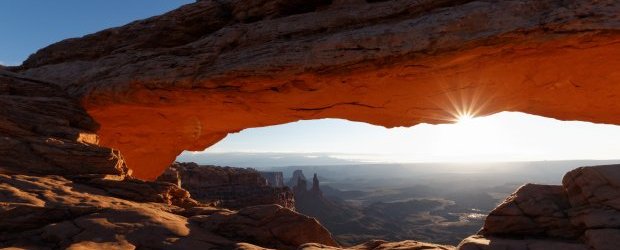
top-left (0, 69), bottom-right (126, 177)
top-left (157, 162), bottom-right (295, 210)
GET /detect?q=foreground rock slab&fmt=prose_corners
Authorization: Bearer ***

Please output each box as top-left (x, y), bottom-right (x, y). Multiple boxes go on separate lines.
top-left (0, 174), bottom-right (338, 250)
top-left (458, 235), bottom-right (587, 250)
top-left (301, 240), bottom-right (455, 250)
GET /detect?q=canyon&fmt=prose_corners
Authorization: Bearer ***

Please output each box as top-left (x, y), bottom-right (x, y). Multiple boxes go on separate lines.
top-left (2, 0), bottom-right (620, 249)
top-left (157, 162), bottom-right (295, 210)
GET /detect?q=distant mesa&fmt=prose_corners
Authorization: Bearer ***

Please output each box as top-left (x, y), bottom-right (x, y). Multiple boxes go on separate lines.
top-left (288, 169), bottom-right (308, 188)
top-left (260, 171), bottom-right (285, 187)
top-left (157, 162), bottom-right (294, 210)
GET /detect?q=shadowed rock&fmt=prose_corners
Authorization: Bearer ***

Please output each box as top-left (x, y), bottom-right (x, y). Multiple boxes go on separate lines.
top-left (301, 239), bottom-right (455, 250)
top-left (157, 162), bottom-right (295, 210)
top-left (482, 184), bottom-right (579, 238)
top-left (0, 69), bottom-right (127, 177)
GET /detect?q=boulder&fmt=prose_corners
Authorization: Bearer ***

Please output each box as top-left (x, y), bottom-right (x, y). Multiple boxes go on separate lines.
top-left (192, 204), bottom-right (339, 249)
top-left (563, 165), bottom-right (620, 210)
top-left (482, 184), bottom-right (579, 238)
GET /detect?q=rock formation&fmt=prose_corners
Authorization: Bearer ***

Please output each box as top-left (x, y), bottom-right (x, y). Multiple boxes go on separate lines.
top-left (293, 171), bottom-right (324, 197)
top-left (291, 170), bottom-right (344, 230)
top-left (0, 69), bottom-right (126, 177)
top-left (0, 71), bottom-right (338, 249)
top-left (458, 164), bottom-right (620, 250)
top-left (157, 162), bottom-right (295, 210)
top-left (289, 169), bottom-right (308, 188)
top-left (311, 173), bottom-right (323, 196)
top-left (260, 171), bottom-right (285, 187)
top-left (9, 0), bottom-right (619, 179)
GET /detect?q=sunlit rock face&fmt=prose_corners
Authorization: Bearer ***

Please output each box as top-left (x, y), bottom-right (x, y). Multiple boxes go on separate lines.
top-left (16, 0), bottom-right (620, 179)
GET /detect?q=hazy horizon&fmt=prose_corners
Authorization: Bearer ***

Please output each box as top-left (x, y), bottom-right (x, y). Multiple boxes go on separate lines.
top-left (178, 111), bottom-right (620, 165)
top-left (177, 151), bottom-right (620, 169)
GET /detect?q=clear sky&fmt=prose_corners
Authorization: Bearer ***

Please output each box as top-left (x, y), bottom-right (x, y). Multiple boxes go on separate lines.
top-left (0, 0), bottom-right (192, 66)
top-left (3, 2), bottom-right (619, 163)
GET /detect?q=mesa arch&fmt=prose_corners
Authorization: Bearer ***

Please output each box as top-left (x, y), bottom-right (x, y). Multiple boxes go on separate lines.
top-left (14, 0), bottom-right (620, 179)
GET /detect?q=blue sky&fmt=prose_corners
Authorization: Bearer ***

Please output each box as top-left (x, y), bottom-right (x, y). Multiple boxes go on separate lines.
top-left (3, 2), bottom-right (619, 163)
top-left (0, 0), bottom-right (192, 66)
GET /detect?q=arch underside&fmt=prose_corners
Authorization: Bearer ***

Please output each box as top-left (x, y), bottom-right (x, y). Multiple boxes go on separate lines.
top-left (18, 0), bottom-right (620, 179)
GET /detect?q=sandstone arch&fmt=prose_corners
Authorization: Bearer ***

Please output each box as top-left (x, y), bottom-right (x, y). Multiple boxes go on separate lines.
top-left (16, 0), bottom-right (620, 179)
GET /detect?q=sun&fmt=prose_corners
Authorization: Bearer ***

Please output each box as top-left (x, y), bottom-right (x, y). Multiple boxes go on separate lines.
top-left (456, 113), bottom-right (476, 124)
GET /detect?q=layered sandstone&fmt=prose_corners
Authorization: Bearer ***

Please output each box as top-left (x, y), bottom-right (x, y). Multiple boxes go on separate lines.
top-left (0, 69), bottom-right (126, 177)
top-left (157, 162), bottom-right (295, 209)
top-left (0, 71), bottom-right (338, 249)
top-left (13, 0), bottom-right (620, 179)
top-left (459, 164), bottom-right (620, 250)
